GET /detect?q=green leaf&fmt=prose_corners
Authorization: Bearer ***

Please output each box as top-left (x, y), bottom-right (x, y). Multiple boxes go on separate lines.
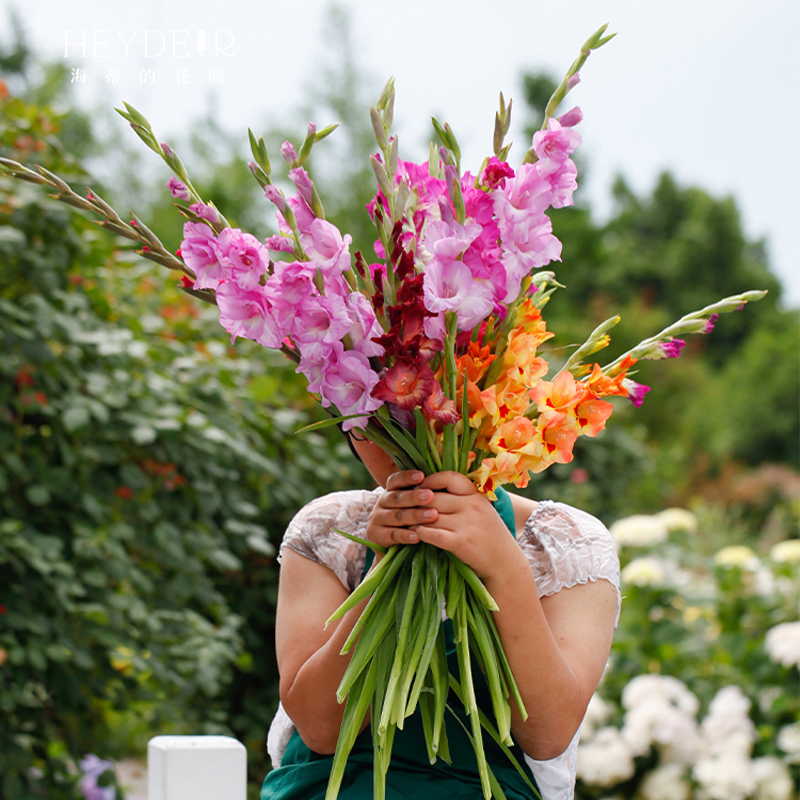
top-left (25, 485), bottom-right (51, 506)
top-left (62, 405), bottom-right (90, 432)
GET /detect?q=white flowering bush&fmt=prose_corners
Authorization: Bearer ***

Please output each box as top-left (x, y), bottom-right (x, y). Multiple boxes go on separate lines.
top-left (575, 507), bottom-right (799, 800)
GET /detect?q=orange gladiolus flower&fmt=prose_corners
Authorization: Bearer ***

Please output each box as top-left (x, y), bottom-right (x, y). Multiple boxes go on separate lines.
top-left (538, 410), bottom-right (578, 464)
top-left (489, 417), bottom-right (536, 453)
top-left (584, 356), bottom-right (636, 398)
top-left (456, 341), bottom-right (497, 384)
top-left (574, 396), bottom-right (614, 437)
top-left (529, 370), bottom-right (586, 413)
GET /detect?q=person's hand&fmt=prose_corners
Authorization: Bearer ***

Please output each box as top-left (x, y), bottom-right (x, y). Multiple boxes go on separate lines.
top-left (366, 470), bottom-right (438, 549)
top-left (412, 471), bottom-right (526, 581)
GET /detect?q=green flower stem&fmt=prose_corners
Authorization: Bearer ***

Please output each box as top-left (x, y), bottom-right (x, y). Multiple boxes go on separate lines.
top-left (601, 290), bottom-right (768, 376)
top-left (325, 543), bottom-right (408, 626)
top-left (326, 656), bottom-right (379, 800)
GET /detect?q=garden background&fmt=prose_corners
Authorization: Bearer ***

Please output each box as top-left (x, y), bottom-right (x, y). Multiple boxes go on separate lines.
top-left (0, 5), bottom-right (798, 800)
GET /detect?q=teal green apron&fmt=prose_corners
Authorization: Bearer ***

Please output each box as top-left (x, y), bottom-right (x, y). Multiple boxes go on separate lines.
top-left (262, 487), bottom-right (540, 799)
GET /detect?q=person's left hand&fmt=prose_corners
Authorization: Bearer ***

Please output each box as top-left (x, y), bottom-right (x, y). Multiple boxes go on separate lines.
top-left (411, 471), bottom-right (526, 581)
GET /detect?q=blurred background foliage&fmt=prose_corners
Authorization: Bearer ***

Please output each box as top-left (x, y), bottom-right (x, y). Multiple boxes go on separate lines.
top-left (0, 10), bottom-right (797, 800)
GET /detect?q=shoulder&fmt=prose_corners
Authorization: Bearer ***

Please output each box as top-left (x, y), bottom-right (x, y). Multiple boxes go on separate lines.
top-left (280, 488), bottom-right (382, 592)
top-left (518, 499), bottom-right (621, 625)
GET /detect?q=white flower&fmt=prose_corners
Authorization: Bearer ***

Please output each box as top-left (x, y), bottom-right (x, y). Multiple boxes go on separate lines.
top-left (620, 675), bottom-right (701, 764)
top-left (699, 685), bottom-right (755, 757)
top-left (751, 755), bottom-right (794, 800)
top-left (770, 539), bottom-right (800, 564)
top-left (621, 557), bottom-right (667, 588)
top-left (656, 508), bottom-right (698, 534)
top-left (714, 545), bottom-right (759, 570)
top-left (622, 675), bottom-right (699, 716)
top-left (611, 514), bottom-right (669, 548)
top-left (641, 763), bottom-right (691, 800)
top-left (576, 726), bottom-right (635, 787)
top-left (777, 721), bottom-right (800, 764)
top-left (765, 622), bottom-right (800, 668)
top-left (581, 693), bottom-right (613, 741)
top-left (693, 751), bottom-right (756, 800)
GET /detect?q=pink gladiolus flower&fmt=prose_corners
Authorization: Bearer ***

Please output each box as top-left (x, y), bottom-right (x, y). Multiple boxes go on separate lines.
top-left (264, 234), bottom-right (295, 253)
top-left (567, 73), bottom-right (581, 90)
top-left (166, 176), bottom-right (190, 200)
top-left (190, 202), bottom-right (219, 223)
top-left (558, 106), bottom-right (583, 128)
top-left (289, 167), bottom-right (314, 204)
top-left (180, 222), bottom-right (224, 290)
top-left (422, 257), bottom-right (494, 329)
top-left (423, 219), bottom-right (481, 263)
top-left (303, 219), bottom-right (353, 274)
top-left (281, 141), bottom-right (297, 164)
top-left (532, 118), bottom-right (581, 177)
top-left (545, 159), bottom-right (578, 209)
top-left (659, 338), bottom-right (686, 359)
top-left (623, 379), bottom-right (651, 408)
top-left (263, 185), bottom-right (286, 212)
top-left (160, 142), bottom-right (175, 158)
top-left (480, 157), bottom-right (515, 190)
top-left (703, 313), bottom-right (720, 334)
top-left (292, 294), bottom-right (353, 359)
top-left (216, 280), bottom-right (283, 348)
top-left (319, 346), bottom-right (383, 430)
top-left (347, 292), bottom-right (385, 358)
top-left (216, 227), bottom-right (270, 291)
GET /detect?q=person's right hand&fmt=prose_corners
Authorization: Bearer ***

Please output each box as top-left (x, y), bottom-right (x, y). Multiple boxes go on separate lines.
top-left (366, 470), bottom-right (439, 548)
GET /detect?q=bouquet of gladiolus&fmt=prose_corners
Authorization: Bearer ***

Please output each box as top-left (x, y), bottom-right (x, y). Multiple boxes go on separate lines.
top-left (0, 24), bottom-right (766, 800)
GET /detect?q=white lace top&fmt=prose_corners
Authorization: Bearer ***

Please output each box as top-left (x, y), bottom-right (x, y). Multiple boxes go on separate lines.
top-left (267, 488), bottom-right (621, 800)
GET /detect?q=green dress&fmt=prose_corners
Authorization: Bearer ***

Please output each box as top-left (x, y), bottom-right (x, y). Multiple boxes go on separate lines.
top-left (261, 487), bottom-right (540, 800)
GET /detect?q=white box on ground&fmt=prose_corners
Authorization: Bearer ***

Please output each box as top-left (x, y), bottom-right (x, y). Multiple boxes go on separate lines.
top-left (148, 736), bottom-right (247, 800)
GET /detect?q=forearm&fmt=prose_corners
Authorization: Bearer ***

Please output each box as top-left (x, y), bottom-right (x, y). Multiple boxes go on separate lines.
top-left (280, 595), bottom-right (371, 754)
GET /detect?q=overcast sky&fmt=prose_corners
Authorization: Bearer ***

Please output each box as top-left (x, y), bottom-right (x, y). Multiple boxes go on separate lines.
top-left (8, 0), bottom-right (800, 306)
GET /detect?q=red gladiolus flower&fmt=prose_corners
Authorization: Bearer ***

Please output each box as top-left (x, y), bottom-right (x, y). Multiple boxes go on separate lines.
top-left (372, 359), bottom-right (436, 410)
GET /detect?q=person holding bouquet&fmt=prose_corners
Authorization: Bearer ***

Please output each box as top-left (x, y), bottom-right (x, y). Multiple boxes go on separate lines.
top-left (262, 432), bottom-right (621, 800)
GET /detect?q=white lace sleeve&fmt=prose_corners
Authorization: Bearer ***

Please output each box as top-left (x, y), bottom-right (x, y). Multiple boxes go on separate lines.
top-left (278, 488), bottom-right (381, 592)
top-left (520, 500), bottom-right (621, 626)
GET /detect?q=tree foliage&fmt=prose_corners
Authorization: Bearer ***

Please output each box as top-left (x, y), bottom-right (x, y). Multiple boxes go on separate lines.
top-left (0, 75), bottom-right (367, 797)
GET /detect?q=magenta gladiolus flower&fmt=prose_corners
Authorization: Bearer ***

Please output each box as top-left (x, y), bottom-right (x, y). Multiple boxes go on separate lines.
top-left (558, 106), bottom-right (583, 128)
top-left (623, 379), bottom-right (652, 408)
top-left (480, 157), bottom-right (515, 190)
top-left (216, 227), bottom-right (270, 291)
top-left (703, 313), bottom-right (720, 334)
top-left (659, 338), bottom-right (686, 358)
top-left (180, 222), bottom-right (224, 290)
top-left (166, 176), bottom-right (190, 200)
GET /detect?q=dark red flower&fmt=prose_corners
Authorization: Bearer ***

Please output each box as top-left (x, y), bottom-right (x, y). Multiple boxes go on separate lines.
top-left (372, 359), bottom-right (436, 410)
